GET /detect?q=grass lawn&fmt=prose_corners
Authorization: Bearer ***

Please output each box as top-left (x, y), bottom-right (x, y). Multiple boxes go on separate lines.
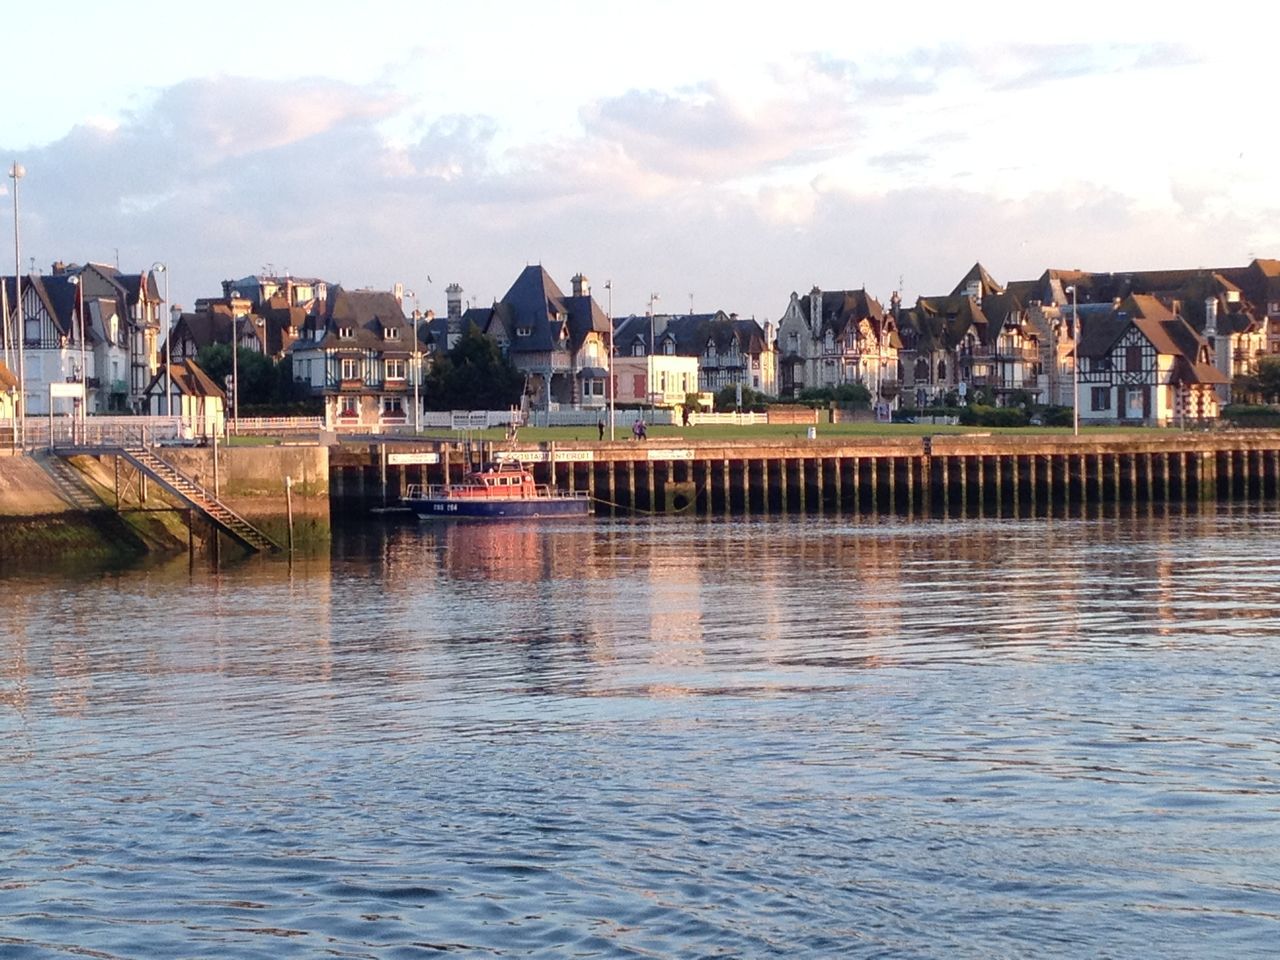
top-left (450, 421), bottom-right (1174, 444)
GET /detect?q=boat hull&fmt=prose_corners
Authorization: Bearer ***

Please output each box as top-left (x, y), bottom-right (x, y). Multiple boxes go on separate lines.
top-left (405, 496), bottom-right (592, 520)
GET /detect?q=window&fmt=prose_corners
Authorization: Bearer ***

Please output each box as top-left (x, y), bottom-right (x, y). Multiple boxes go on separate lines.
top-left (1091, 387), bottom-right (1111, 411)
top-left (341, 357), bottom-right (359, 380)
top-left (384, 327), bottom-right (400, 340)
top-left (339, 326), bottom-right (354, 339)
top-left (339, 396), bottom-right (359, 419)
top-left (633, 343), bottom-right (645, 357)
top-left (381, 397), bottom-right (405, 419)
top-left (385, 359), bottom-right (406, 381)
top-left (516, 326), bottom-right (533, 337)
top-left (663, 341), bottom-right (674, 356)
top-left (1126, 344), bottom-right (1142, 373)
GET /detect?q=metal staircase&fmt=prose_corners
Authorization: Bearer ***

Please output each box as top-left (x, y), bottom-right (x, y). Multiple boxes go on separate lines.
top-left (118, 446), bottom-right (281, 553)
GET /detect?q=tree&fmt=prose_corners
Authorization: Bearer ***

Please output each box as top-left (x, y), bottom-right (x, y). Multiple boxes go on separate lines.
top-left (1252, 356), bottom-right (1280, 403)
top-left (423, 325), bottom-right (525, 411)
top-left (714, 384), bottom-right (770, 412)
top-left (196, 343), bottom-right (280, 406)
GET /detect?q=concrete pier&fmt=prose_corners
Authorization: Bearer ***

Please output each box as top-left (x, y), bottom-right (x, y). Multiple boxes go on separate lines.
top-left (329, 433), bottom-right (1280, 518)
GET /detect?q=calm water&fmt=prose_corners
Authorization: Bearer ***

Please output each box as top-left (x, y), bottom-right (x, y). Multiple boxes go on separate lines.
top-left (2, 508), bottom-right (1279, 958)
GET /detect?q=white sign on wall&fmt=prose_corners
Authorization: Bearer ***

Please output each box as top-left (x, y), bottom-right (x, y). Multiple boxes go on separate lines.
top-left (388, 452), bottom-right (440, 465)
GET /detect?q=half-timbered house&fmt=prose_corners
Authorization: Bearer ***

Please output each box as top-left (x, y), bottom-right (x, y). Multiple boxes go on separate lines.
top-left (1076, 295), bottom-right (1227, 425)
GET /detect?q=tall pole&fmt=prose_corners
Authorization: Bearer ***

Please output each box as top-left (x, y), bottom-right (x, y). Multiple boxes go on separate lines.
top-left (68, 274), bottom-right (87, 441)
top-left (1068, 285), bottom-right (1079, 437)
top-left (231, 313), bottom-right (239, 431)
top-left (605, 280), bottom-right (614, 440)
top-left (9, 163), bottom-right (25, 448)
top-left (408, 289), bottom-right (420, 434)
top-left (152, 263), bottom-right (171, 417)
top-left (648, 292), bottom-right (660, 424)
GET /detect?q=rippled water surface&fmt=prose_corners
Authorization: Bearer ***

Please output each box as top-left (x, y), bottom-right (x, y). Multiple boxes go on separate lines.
top-left (3, 507), bottom-right (1280, 958)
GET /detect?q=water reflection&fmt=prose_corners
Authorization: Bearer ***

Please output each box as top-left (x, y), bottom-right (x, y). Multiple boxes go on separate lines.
top-left (2, 507), bottom-right (1280, 957)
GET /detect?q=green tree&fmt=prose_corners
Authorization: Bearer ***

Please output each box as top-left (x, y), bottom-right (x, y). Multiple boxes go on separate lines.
top-left (1252, 356), bottom-right (1280, 403)
top-left (423, 325), bottom-right (525, 411)
top-left (196, 343), bottom-right (281, 406)
top-left (713, 384), bottom-right (770, 412)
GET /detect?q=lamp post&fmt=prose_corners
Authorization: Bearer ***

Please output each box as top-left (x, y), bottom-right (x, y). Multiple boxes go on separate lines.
top-left (9, 162), bottom-right (25, 448)
top-left (605, 280), bottom-right (614, 440)
top-left (647, 292), bottom-right (660, 423)
top-left (1066, 285), bottom-right (1079, 436)
top-left (151, 262), bottom-right (171, 417)
top-left (405, 289), bottom-right (420, 434)
top-left (67, 274), bottom-right (87, 443)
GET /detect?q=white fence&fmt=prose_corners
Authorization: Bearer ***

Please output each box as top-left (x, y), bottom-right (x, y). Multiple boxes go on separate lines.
top-left (688, 411), bottom-right (768, 426)
top-left (231, 416), bottom-right (324, 436)
top-left (1, 415), bottom-right (184, 449)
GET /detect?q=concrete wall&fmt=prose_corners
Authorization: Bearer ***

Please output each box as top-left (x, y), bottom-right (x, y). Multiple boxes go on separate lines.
top-left (157, 444), bottom-right (330, 547)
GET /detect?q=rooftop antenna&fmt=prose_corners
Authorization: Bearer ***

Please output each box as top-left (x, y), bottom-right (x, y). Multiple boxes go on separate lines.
top-left (689, 293), bottom-right (694, 314)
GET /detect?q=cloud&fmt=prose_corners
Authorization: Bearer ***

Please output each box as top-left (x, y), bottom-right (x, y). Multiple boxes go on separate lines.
top-left (580, 79), bottom-right (858, 182)
top-left (1, 61), bottom-right (1270, 330)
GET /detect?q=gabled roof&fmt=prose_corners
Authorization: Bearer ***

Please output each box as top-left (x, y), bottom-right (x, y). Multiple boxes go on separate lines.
top-left (950, 262), bottom-right (1004, 300)
top-left (144, 359), bottom-right (226, 399)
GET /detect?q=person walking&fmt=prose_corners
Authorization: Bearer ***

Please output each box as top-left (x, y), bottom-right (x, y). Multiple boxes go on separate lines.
top-left (598, 416), bottom-right (605, 441)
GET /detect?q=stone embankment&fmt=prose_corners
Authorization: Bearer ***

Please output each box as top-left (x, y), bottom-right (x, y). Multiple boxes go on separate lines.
top-left (0, 444), bottom-right (330, 561)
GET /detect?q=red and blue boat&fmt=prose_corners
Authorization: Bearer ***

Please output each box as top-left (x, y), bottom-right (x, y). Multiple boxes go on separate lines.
top-left (403, 459), bottom-right (592, 519)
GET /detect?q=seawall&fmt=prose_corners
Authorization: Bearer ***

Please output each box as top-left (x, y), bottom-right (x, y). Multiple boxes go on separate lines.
top-left (0, 444), bottom-right (330, 559)
top-left (329, 432), bottom-right (1280, 517)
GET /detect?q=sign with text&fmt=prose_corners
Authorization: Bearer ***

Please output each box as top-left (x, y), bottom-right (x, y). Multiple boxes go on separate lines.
top-left (509, 450), bottom-right (595, 463)
top-left (648, 448), bottom-right (694, 461)
top-left (388, 452), bottom-right (441, 465)
top-left (450, 411), bottom-right (490, 431)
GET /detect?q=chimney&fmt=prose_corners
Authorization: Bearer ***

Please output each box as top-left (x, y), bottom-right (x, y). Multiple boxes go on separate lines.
top-left (572, 273), bottom-right (589, 297)
top-left (446, 283), bottom-right (463, 322)
top-left (1204, 297), bottom-right (1218, 337)
top-left (446, 283), bottom-right (463, 347)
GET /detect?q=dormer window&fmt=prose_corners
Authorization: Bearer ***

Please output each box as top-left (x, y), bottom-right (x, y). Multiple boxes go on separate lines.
top-left (339, 326), bottom-right (355, 339)
top-left (384, 326), bottom-right (400, 340)
top-left (516, 326), bottom-right (533, 337)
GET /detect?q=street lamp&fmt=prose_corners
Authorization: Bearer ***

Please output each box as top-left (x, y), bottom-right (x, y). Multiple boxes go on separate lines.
top-left (152, 262), bottom-right (171, 416)
top-left (605, 280), bottom-right (614, 440)
top-left (405, 289), bottom-right (420, 434)
top-left (1066, 285), bottom-right (1079, 436)
top-left (9, 162), bottom-right (24, 448)
top-left (648, 292), bottom-right (660, 423)
top-left (67, 274), bottom-right (87, 442)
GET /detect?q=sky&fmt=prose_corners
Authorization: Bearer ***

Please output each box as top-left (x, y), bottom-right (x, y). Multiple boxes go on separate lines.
top-left (2, 0), bottom-right (1277, 324)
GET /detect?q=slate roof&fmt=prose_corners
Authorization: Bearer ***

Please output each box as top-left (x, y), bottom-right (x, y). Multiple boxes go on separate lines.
top-left (901, 295), bottom-right (986, 352)
top-left (614, 311), bottom-right (770, 357)
top-left (310, 286), bottom-right (413, 354)
top-left (172, 309), bottom-right (234, 352)
top-left (798, 288), bottom-right (891, 341)
top-left (488, 265), bottom-right (611, 354)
